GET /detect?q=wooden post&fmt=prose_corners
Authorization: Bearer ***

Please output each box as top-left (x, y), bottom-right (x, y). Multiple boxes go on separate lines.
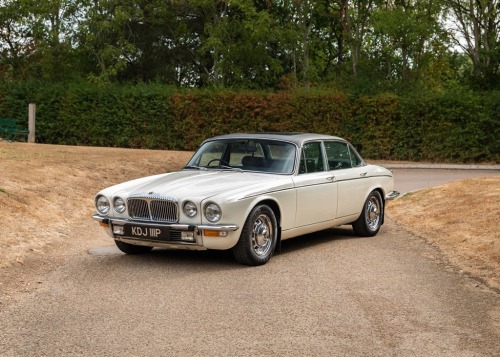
top-left (28, 103), bottom-right (36, 143)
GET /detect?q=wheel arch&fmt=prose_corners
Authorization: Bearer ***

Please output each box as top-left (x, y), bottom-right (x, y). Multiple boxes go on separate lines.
top-left (256, 199), bottom-right (281, 227)
top-left (351, 187), bottom-right (386, 225)
top-left (232, 199), bottom-right (281, 265)
top-left (372, 187), bottom-right (386, 225)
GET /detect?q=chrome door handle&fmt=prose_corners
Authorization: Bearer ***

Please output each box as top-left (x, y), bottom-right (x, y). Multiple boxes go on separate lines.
top-left (360, 172), bottom-right (367, 176)
top-left (326, 176), bottom-right (336, 182)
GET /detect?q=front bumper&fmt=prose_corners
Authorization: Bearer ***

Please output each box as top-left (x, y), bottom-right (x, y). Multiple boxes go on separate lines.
top-left (92, 214), bottom-right (239, 248)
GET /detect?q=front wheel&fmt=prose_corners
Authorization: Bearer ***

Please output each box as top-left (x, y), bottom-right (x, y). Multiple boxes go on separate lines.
top-left (115, 240), bottom-right (153, 255)
top-left (233, 205), bottom-right (278, 266)
top-left (352, 190), bottom-right (384, 237)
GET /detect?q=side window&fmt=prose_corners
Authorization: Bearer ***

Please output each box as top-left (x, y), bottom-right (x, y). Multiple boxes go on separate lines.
top-left (324, 141), bottom-right (351, 170)
top-left (348, 145), bottom-right (364, 167)
top-left (298, 142), bottom-right (325, 174)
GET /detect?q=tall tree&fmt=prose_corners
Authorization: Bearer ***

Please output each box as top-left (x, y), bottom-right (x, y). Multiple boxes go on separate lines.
top-left (348, 0), bottom-right (376, 79)
top-left (0, 0), bottom-right (32, 79)
top-left (444, 0), bottom-right (500, 87)
top-left (191, 0), bottom-right (283, 88)
top-left (1, 0), bottom-right (84, 81)
top-left (371, 0), bottom-right (444, 84)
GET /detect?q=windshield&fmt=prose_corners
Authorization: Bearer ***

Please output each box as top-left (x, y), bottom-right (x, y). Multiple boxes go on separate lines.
top-left (185, 139), bottom-right (297, 174)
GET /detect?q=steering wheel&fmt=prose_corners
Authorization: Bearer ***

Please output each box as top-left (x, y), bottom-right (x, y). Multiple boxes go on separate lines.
top-left (206, 158), bottom-right (229, 167)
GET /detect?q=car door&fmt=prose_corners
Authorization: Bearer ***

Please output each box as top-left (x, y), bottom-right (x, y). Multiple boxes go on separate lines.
top-left (292, 141), bottom-right (338, 227)
top-left (324, 141), bottom-right (370, 218)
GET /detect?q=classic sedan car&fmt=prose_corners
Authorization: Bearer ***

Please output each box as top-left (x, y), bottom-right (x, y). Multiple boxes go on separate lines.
top-left (92, 133), bottom-right (399, 266)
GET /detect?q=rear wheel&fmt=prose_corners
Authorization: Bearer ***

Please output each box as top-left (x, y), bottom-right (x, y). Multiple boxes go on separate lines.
top-left (115, 240), bottom-right (153, 254)
top-left (352, 190), bottom-right (384, 237)
top-left (233, 205), bottom-right (277, 266)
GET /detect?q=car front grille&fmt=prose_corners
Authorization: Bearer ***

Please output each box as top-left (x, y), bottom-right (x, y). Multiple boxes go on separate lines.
top-left (127, 195), bottom-right (179, 223)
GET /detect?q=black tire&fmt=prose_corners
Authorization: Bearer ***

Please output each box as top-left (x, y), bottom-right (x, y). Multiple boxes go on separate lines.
top-left (352, 190), bottom-right (384, 237)
top-left (115, 240), bottom-right (153, 255)
top-left (233, 204), bottom-right (278, 266)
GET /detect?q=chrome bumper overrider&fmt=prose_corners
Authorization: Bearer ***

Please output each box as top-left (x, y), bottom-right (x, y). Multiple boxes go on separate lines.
top-left (385, 191), bottom-right (400, 200)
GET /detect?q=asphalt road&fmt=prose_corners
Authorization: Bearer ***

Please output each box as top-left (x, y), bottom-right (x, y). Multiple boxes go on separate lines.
top-left (390, 168), bottom-right (500, 193)
top-left (1, 169), bottom-right (499, 356)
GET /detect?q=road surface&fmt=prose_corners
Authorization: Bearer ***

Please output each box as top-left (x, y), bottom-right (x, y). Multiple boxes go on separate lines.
top-left (0, 169), bottom-right (499, 356)
top-left (391, 168), bottom-right (500, 193)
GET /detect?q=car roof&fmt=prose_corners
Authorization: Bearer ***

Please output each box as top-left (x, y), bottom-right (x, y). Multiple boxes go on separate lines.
top-left (205, 133), bottom-right (345, 146)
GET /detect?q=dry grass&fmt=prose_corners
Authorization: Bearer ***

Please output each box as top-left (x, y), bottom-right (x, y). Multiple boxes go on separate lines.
top-left (388, 177), bottom-right (500, 290)
top-left (0, 142), bottom-right (192, 267)
top-left (1, 141), bottom-right (498, 290)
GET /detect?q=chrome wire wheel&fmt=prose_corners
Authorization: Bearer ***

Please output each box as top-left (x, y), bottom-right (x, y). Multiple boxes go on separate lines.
top-left (365, 196), bottom-right (381, 231)
top-left (251, 214), bottom-right (274, 257)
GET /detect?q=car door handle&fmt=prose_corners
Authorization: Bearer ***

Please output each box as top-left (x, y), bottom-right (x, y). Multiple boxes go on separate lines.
top-left (326, 176), bottom-right (336, 182)
top-left (360, 172), bottom-right (367, 177)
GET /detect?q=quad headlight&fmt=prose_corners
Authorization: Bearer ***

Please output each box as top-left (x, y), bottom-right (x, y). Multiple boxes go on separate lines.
top-left (183, 201), bottom-right (198, 218)
top-left (113, 197), bottom-right (126, 214)
top-left (204, 202), bottom-right (221, 223)
top-left (95, 195), bottom-right (110, 215)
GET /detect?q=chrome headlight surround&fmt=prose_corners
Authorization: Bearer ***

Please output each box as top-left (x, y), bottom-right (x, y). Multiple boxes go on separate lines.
top-left (204, 202), bottom-right (222, 223)
top-left (113, 197), bottom-right (126, 214)
top-left (183, 201), bottom-right (198, 218)
top-left (95, 195), bottom-right (110, 215)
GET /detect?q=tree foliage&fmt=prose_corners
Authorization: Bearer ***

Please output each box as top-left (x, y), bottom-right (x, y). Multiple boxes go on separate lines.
top-left (1, 1), bottom-right (498, 163)
top-left (444, 0), bottom-right (500, 88)
top-left (1, 0), bottom-right (498, 89)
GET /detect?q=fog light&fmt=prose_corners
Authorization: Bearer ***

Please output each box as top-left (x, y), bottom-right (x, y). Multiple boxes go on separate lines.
top-left (113, 225), bottom-right (124, 235)
top-left (181, 232), bottom-right (195, 242)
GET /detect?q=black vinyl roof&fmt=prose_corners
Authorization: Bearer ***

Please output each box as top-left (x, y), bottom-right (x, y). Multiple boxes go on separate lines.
top-left (205, 132), bottom-right (345, 146)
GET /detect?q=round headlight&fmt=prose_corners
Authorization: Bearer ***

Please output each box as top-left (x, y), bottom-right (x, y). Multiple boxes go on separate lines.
top-left (96, 195), bottom-right (110, 215)
top-left (204, 203), bottom-right (221, 223)
top-left (114, 197), bottom-right (126, 214)
top-left (183, 201), bottom-right (198, 218)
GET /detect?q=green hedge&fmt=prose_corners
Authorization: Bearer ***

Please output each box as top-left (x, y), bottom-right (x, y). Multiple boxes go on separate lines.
top-left (0, 82), bottom-right (498, 163)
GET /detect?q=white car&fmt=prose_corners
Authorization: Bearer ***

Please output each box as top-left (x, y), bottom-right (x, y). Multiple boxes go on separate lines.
top-left (92, 133), bottom-right (399, 265)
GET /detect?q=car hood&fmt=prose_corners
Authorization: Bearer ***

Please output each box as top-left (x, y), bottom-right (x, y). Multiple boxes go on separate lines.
top-left (100, 170), bottom-right (293, 201)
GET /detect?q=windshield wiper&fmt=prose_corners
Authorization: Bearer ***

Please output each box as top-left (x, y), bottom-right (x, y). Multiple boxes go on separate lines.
top-left (219, 165), bottom-right (242, 172)
top-left (184, 165), bottom-right (208, 171)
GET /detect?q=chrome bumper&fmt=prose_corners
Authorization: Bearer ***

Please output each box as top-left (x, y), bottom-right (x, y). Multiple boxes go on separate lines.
top-left (92, 214), bottom-right (239, 232)
top-left (385, 191), bottom-right (400, 200)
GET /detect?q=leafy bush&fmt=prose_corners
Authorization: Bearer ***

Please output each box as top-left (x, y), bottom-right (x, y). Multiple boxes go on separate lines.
top-left (0, 82), bottom-right (497, 163)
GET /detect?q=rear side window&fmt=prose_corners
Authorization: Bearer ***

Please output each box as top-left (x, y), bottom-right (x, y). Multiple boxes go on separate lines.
top-left (299, 142), bottom-right (325, 174)
top-left (324, 141), bottom-right (351, 170)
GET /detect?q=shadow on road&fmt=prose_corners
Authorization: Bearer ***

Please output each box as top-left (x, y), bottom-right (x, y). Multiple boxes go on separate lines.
top-left (90, 225), bottom-right (366, 269)
top-left (277, 226), bottom-right (361, 255)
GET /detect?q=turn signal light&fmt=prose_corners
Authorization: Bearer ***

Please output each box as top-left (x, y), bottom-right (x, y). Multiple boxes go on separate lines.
top-left (204, 230), bottom-right (227, 237)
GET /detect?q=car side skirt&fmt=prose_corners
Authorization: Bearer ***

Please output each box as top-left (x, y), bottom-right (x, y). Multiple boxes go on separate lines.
top-left (280, 213), bottom-right (359, 240)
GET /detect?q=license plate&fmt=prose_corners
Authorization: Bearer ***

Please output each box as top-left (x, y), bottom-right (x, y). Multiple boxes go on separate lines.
top-left (124, 224), bottom-right (170, 241)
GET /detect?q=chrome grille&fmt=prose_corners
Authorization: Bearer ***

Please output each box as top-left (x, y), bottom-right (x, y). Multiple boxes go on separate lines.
top-left (128, 199), bottom-right (149, 220)
top-left (150, 200), bottom-right (178, 222)
top-left (128, 196), bottom-right (179, 223)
